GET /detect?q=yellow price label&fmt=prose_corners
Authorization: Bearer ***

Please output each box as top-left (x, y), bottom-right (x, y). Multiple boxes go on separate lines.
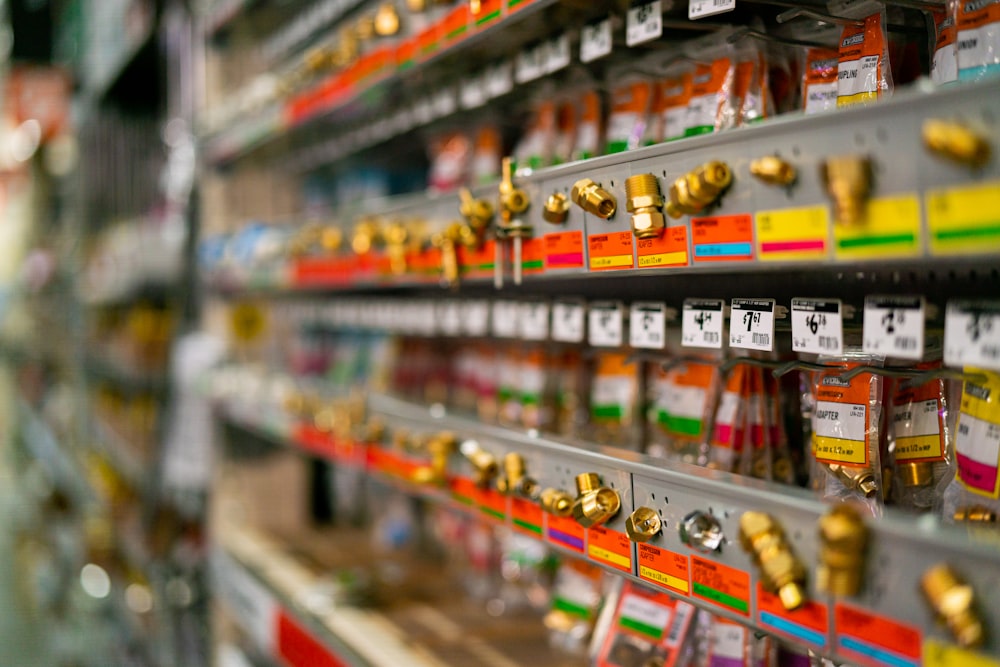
top-left (755, 205), bottom-right (830, 261)
top-left (230, 302), bottom-right (266, 343)
top-left (924, 639), bottom-right (1000, 667)
top-left (834, 194), bottom-right (921, 259)
top-left (927, 180), bottom-right (1000, 255)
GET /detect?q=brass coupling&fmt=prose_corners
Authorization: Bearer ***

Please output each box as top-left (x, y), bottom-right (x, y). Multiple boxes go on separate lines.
top-left (540, 488), bottom-right (574, 517)
top-left (570, 179), bottom-right (617, 219)
top-left (820, 155), bottom-right (872, 227)
top-left (411, 431), bottom-right (457, 485)
top-left (542, 192), bottom-right (570, 224)
top-left (625, 507), bottom-right (662, 543)
top-left (825, 463), bottom-right (879, 498)
top-left (460, 440), bottom-right (498, 487)
top-left (923, 119), bottom-right (991, 168)
top-left (664, 161), bottom-right (733, 219)
top-left (817, 505), bottom-right (868, 597)
top-left (898, 461), bottom-right (934, 488)
top-left (351, 219), bottom-right (382, 255)
top-left (749, 156), bottom-right (797, 187)
top-left (921, 564), bottom-right (984, 649)
top-left (571, 472), bottom-right (621, 528)
top-left (625, 174), bottom-right (665, 240)
top-left (739, 511), bottom-right (807, 611)
top-left (458, 188), bottom-right (494, 236)
top-left (496, 452), bottom-right (539, 499)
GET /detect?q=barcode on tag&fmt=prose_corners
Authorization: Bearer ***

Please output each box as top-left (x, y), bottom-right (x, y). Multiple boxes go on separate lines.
top-left (492, 300), bottom-right (520, 338)
top-left (944, 300), bottom-right (1000, 370)
top-left (729, 298), bottom-right (775, 351)
top-left (791, 298), bottom-right (843, 355)
top-left (629, 302), bottom-right (667, 349)
top-left (627, 1), bottom-right (663, 46)
top-left (581, 18), bottom-right (612, 63)
top-left (485, 61), bottom-right (514, 98)
top-left (519, 302), bottom-right (550, 341)
top-left (462, 300), bottom-right (491, 337)
top-left (589, 302), bottom-right (624, 347)
top-left (460, 74), bottom-right (487, 109)
top-left (863, 295), bottom-right (925, 360)
top-left (689, 0), bottom-right (735, 19)
top-left (552, 301), bottom-right (586, 343)
top-left (546, 33), bottom-right (571, 74)
top-left (666, 601), bottom-right (695, 647)
top-left (682, 299), bottom-right (724, 349)
top-left (515, 43), bottom-right (546, 83)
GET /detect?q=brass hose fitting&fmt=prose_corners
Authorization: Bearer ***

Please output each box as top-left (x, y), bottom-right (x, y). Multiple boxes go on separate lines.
top-left (542, 192), bottom-right (570, 224)
top-left (750, 156), bottom-right (797, 187)
top-left (921, 564), bottom-right (985, 649)
top-left (540, 488), bottom-right (574, 517)
top-left (826, 463), bottom-right (878, 498)
top-left (820, 155), bottom-right (872, 227)
top-left (739, 512), bottom-right (807, 611)
top-left (817, 505), bottom-right (868, 597)
top-left (383, 220), bottom-right (410, 276)
top-left (575, 472), bottom-right (601, 496)
top-left (953, 505), bottom-right (998, 525)
top-left (625, 507), bottom-right (662, 543)
top-left (460, 441), bottom-right (498, 487)
top-left (374, 3), bottom-right (401, 36)
top-left (664, 161), bottom-right (733, 219)
top-left (625, 174), bottom-right (666, 239)
top-left (571, 179), bottom-right (617, 219)
top-left (571, 472), bottom-right (621, 528)
top-left (923, 119), bottom-right (991, 168)
top-left (496, 452), bottom-right (539, 499)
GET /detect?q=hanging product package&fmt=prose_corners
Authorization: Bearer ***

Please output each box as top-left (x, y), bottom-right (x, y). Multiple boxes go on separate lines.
top-left (646, 356), bottom-right (719, 464)
top-left (957, 0), bottom-right (1000, 80)
top-left (652, 62), bottom-right (693, 143)
top-left (470, 123), bottom-right (503, 185)
top-left (474, 341), bottom-right (499, 423)
top-left (546, 559), bottom-right (605, 656)
top-left (705, 363), bottom-right (748, 472)
top-left (513, 92), bottom-right (557, 174)
top-left (802, 45), bottom-right (840, 114)
top-left (834, 2), bottom-right (893, 107)
top-left (590, 351), bottom-right (641, 450)
top-left (944, 369), bottom-right (1000, 527)
top-left (573, 87), bottom-right (604, 161)
top-left (706, 615), bottom-right (754, 667)
top-left (810, 353), bottom-right (885, 513)
top-left (765, 372), bottom-right (798, 485)
top-left (427, 130), bottom-right (472, 191)
top-left (741, 366), bottom-right (772, 480)
top-left (931, 0), bottom-right (959, 84)
top-left (604, 74), bottom-right (656, 154)
top-left (519, 345), bottom-right (556, 431)
top-left (552, 99), bottom-right (578, 165)
top-left (683, 34), bottom-right (735, 136)
top-left (497, 343), bottom-right (523, 426)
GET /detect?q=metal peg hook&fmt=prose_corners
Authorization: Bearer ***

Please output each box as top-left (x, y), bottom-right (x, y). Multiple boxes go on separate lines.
top-left (719, 357), bottom-right (785, 374)
top-left (727, 26), bottom-right (837, 50)
top-left (772, 360), bottom-right (833, 378)
top-left (776, 7), bottom-right (864, 27)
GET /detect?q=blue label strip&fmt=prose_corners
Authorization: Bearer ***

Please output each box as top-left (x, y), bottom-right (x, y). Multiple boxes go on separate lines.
top-left (694, 242), bottom-right (753, 259)
top-left (760, 611), bottom-right (826, 647)
top-left (839, 636), bottom-right (919, 667)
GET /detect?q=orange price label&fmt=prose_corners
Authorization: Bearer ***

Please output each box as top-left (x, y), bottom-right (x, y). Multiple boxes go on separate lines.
top-left (757, 583), bottom-right (829, 649)
top-left (507, 0), bottom-right (536, 13)
top-left (458, 240), bottom-right (496, 278)
top-left (691, 214), bottom-right (754, 262)
top-left (637, 544), bottom-right (690, 594)
top-left (478, 488), bottom-right (508, 522)
top-left (521, 237), bottom-right (546, 275)
top-left (442, 5), bottom-right (470, 45)
top-left (589, 231), bottom-right (635, 271)
top-left (291, 256), bottom-right (356, 287)
top-left (396, 38), bottom-right (420, 70)
top-left (637, 226), bottom-right (689, 268)
top-left (587, 526), bottom-right (633, 573)
top-left (449, 476), bottom-right (481, 511)
top-left (834, 603), bottom-right (922, 667)
top-left (473, 0), bottom-right (503, 28)
top-left (293, 424), bottom-right (335, 459)
top-left (511, 497), bottom-right (544, 536)
top-left (547, 514), bottom-right (585, 553)
top-left (691, 556), bottom-right (750, 615)
top-left (544, 230), bottom-right (585, 269)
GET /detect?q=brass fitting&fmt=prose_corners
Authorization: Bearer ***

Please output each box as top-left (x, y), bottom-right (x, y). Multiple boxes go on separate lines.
top-left (679, 510), bottom-right (724, 553)
top-left (411, 431), bottom-right (457, 485)
top-left (540, 488), bottom-right (574, 517)
top-left (458, 188), bottom-right (494, 239)
top-left (820, 155), bottom-right (872, 227)
top-left (750, 156), bottom-right (797, 187)
top-left (953, 505), bottom-right (998, 525)
top-left (664, 161), bottom-right (733, 219)
top-left (625, 507), bottom-right (662, 543)
top-left (542, 192), bottom-right (570, 224)
top-left (355, 14), bottom-right (376, 42)
top-left (921, 564), bottom-right (984, 649)
top-left (460, 441), bottom-right (498, 487)
top-left (817, 505), bottom-right (868, 597)
top-left (351, 219), bottom-right (381, 255)
top-left (383, 220), bottom-right (410, 276)
top-left (496, 452), bottom-right (539, 499)
top-left (898, 461), bottom-right (934, 488)
top-left (571, 472), bottom-right (621, 528)
top-left (499, 157), bottom-right (530, 217)
top-left (826, 463), bottom-right (878, 498)
top-left (570, 178), bottom-right (617, 219)
top-left (320, 226), bottom-right (343, 252)
top-left (739, 512), bottom-right (807, 611)
top-left (923, 119), bottom-right (991, 169)
top-left (625, 174), bottom-right (666, 240)
top-left (374, 3), bottom-right (401, 36)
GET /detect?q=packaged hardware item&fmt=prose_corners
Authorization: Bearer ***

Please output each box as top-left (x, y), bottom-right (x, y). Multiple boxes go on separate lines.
top-left (742, 366), bottom-right (771, 479)
top-left (718, 44), bottom-right (770, 129)
top-left (554, 347), bottom-right (588, 438)
top-left (553, 99), bottom-right (578, 165)
top-left (652, 64), bottom-right (693, 143)
top-left (593, 580), bottom-right (698, 667)
top-left (802, 47), bottom-right (840, 113)
top-left (520, 345), bottom-right (556, 431)
top-left (590, 352), bottom-right (641, 449)
top-left (705, 363), bottom-right (748, 472)
top-left (513, 94), bottom-right (557, 173)
top-left (573, 88), bottom-right (604, 161)
top-left (957, 0), bottom-right (1000, 80)
top-left (706, 615), bottom-right (753, 666)
top-left (470, 123), bottom-right (502, 185)
top-left (932, 0), bottom-right (959, 84)
top-left (427, 131), bottom-right (471, 191)
top-left (835, 4), bottom-right (893, 107)
top-left (765, 373), bottom-right (798, 485)
top-left (605, 75), bottom-right (656, 154)
top-left (497, 343), bottom-right (523, 426)
top-left (944, 369), bottom-right (1000, 527)
top-left (685, 55), bottom-right (734, 136)
top-left (646, 358), bottom-right (719, 464)
top-left (545, 559), bottom-right (605, 656)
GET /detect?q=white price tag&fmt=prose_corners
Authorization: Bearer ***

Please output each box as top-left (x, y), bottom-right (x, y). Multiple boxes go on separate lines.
top-left (545, 33), bottom-right (571, 74)
top-left (791, 298), bottom-right (843, 355)
top-left (689, 0), bottom-right (735, 19)
top-left (438, 301), bottom-right (463, 337)
top-left (519, 302), bottom-right (550, 341)
top-left (492, 300), bottom-right (521, 338)
top-left (417, 300), bottom-right (437, 336)
top-left (552, 301), bottom-right (586, 343)
top-left (945, 301), bottom-right (1000, 370)
top-left (485, 61), bottom-right (514, 98)
top-left (211, 550), bottom-right (277, 653)
top-left (581, 18), bottom-right (613, 63)
top-left (863, 295), bottom-right (925, 359)
top-left (627, 1), bottom-right (663, 47)
top-left (629, 302), bottom-right (667, 349)
top-left (730, 298), bottom-right (775, 351)
top-left (589, 302), bottom-right (624, 347)
top-left (432, 87), bottom-right (456, 118)
top-left (515, 43), bottom-right (546, 83)
top-left (681, 299), bottom-right (724, 349)
top-left (459, 75), bottom-right (487, 109)
top-left (462, 300), bottom-right (491, 337)
top-left (412, 97), bottom-right (434, 125)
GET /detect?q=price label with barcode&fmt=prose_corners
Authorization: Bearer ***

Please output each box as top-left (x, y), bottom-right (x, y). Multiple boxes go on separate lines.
top-left (462, 300), bottom-right (491, 337)
top-left (627, 1), bottom-right (663, 47)
top-left (589, 302), bottom-right (624, 347)
top-left (417, 300), bottom-right (437, 336)
top-left (438, 301), bottom-right (463, 336)
top-left (432, 87), bottom-right (456, 118)
top-left (791, 298), bottom-right (843, 355)
top-left (682, 299), bottom-right (724, 349)
top-left (581, 18), bottom-right (613, 63)
top-left (729, 298), bottom-right (775, 351)
top-left (485, 61), bottom-right (514, 98)
top-left (689, 0), bottom-right (735, 19)
top-left (492, 300), bottom-right (521, 338)
top-left (545, 33), bottom-right (571, 74)
top-left (519, 302), bottom-right (550, 341)
top-left (862, 295), bottom-right (924, 359)
top-left (552, 301), bottom-right (586, 342)
top-left (459, 74), bottom-right (487, 109)
top-left (944, 301), bottom-right (1000, 370)
top-left (629, 302), bottom-right (667, 349)
top-left (515, 43), bottom-right (546, 83)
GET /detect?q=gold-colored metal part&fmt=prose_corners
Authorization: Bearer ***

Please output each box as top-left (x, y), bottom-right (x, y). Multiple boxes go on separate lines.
top-left (739, 511), bottom-right (807, 611)
top-left (431, 222), bottom-right (475, 287)
top-left (540, 488), bottom-right (574, 517)
top-left (499, 156), bottom-right (530, 216)
top-left (320, 226), bottom-right (343, 252)
top-left (953, 505), bottom-right (998, 524)
top-left (374, 3), bottom-right (401, 36)
top-left (570, 178), bottom-right (617, 219)
top-left (575, 472), bottom-right (601, 496)
top-left (355, 14), bottom-right (376, 42)
top-left (351, 219), bottom-right (381, 255)
top-left (664, 161), bottom-right (733, 218)
top-left (826, 463), bottom-right (878, 498)
top-left (571, 472), bottom-right (621, 528)
top-left (496, 452), bottom-right (539, 498)
top-left (411, 431), bottom-right (457, 485)
top-left (304, 47), bottom-right (331, 73)
top-left (625, 174), bottom-right (665, 239)
top-left (406, 0), bottom-right (428, 11)
top-left (923, 119), bottom-right (991, 168)
top-left (458, 188), bottom-right (494, 238)
top-left (898, 460), bottom-right (934, 488)
top-left (920, 564), bottom-right (985, 649)
top-left (497, 156), bottom-right (532, 286)
top-left (625, 507), bottom-right (662, 543)
top-left (542, 192), bottom-right (570, 224)
top-left (750, 156), bottom-right (797, 186)
top-left (461, 441), bottom-right (498, 487)
top-left (820, 155), bottom-right (873, 227)
top-left (817, 505), bottom-right (868, 597)
top-left (383, 220), bottom-right (410, 276)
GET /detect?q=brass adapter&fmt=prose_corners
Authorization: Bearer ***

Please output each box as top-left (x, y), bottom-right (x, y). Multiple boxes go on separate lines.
top-left (458, 188), bottom-right (494, 238)
top-left (499, 157), bottom-right (530, 217)
top-left (374, 3), bottom-right (401, 36)
top-left (820, 155), bottom-right (872, 227)
top-left (921, 564), bottom-right (984, 648)
top-left (625, 507), bottom-right (662, 543)
top-left (953, 505), bottom-right (998, 525)
top-left (351, 219), bottom-right (381, 255)
top-left (825, 463), bottom-right (878, 498)
top-left (459, 440), bottom-right (498, 487)
top-left (739, 512), bottom-right (807, 611)
top-left (496, 452), bottom-right (539, 499)
top-left (817, 505), bottom-right (868, 597)
top-left (570, 179), bottom-right (617, 219)
top-left (540, 488), bottom-right (574, 517)
top-left (383, 220), bottom-right (410, 276)
top-left (923, 119), bottom-right (991, 169)
top-left (750, 156), bottom-right (797, 187)
top-left (625, 174), bottom-right (666, 240)
top-left (664, 161), bottom-right (733, 219)
top-left (411, 431), bottom-right (457, 485)
top-left (542, 192), bottom-right (570, 224)
top-left (571, 472), bottom-right (621, 528)
top-left (898, 460), bottom-right (934, 488)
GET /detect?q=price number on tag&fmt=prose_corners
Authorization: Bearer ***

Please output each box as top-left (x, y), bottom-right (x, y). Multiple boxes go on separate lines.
top-left (589, 302), bottom-right (624, 347)
top-left (791, 298), bottom-right (843, 355)
top-left (630, 302), bottom-right (667, 349)
top-left (863, 296), bottom-right (924, 359)
top-left (519, 302), bottom-right (550, 341)
top-left (515, 43), bottom-right (546, 83)
top-left (485, 61), bottom-right (514, 98)
top-left (581, 18), bottom-right (612, 63)
top-left (546, 33), bottom-right (571, 74)
top-left (681, 299), bottom-right (724, 349)
top-left (492, 300), bottom-right (520, 338)
top-left (553, 301), bottom-right (586, 343)
top-left (689, 0), bottom-right (736, 19)
top-left (438, 301), bottom-right (463, 336)
top-left (730, 298), bottom-right (775, 351)
top-left (627, 1), bottom-right (663, 47)
top-left (945, 301), bottom-right (1000, 370)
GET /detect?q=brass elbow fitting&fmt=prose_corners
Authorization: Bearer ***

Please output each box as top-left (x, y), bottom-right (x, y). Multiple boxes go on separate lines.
top-left (953, 505), bottom-right (998, 525)
top-left (458, 188), bottom-right (494, 237)
top-left (460, 441), bottom-right (498, 487)
top-left (571, 179), bottom-right (617, 219)
top-left (411, 431), bottom-right (456, 485)
top-left (571, 472), bottom-right (621, 528)
top-left (739, 511), bottom-right (807, 611)
top-left (923, 119), bottom-right (991, 169)
top-left (664, 161), bottom-right (733, 219)
top-left (750, 156), bottom-right (797, 187)
top-left (825, 463), bottom-right (878, 498)
top-left (496, 452), bottom-right (539, 499)
top-left (820, 155), bottom-right (872, 227)
top-left (817, 505), bottom-right (868, 597)
top-left (540, 488), bottom-right (574, 517)
top-left (542, 192), bottom-right (570, 224)
top-left (921, 564), bottom-right (984, 649)
top-left (625, 507), bottom-right (662, 543)
top-left (625, 174), bottom-right (665, 240)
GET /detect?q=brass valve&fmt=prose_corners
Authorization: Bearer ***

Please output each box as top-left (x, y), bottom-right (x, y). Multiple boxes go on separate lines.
top-left (898, 460), bottom-right (933, 488)
top-left (383, 220), bottom-right (410, 276)
top-left (664, 161), bottom-right (733, 219)
top-left (625, 507), bottom-right (662, 543)
top-left (680, 510), bottom-right (724, 553)
top-left (750, 156), bottom-right (797, 187)
top-left (825, 463), bottom-right (878, 498)
top-left (542, 192), bottom-right (570, 224)
top-left (458, 188), bottom-right (494, 240)
top-left (739, 511), bottom-right (807, 611)
top-left (921, 564), bottom-right (984, 649)
top-left (496, 156), bottom-right (532, 287)
top-left (817, 505), bottom-right (868, 597)
top-left (820, 155), bottom-right (872, 227)
top-left (540, 488), bottom-right (574, 517)
top-left (624, 174), bottom-right (666, 240)
top-left (351, 219), bottom-right (381, 255)
top-left (459, 440), bottom-right (498, 487)
top-left (570, 178), bottom-right (617, 219)
top-left (304, 47), bottom-right (331, 74)
top-left (496, 452), bottom-right (539, 499)
top-left (953, 505), bottom-right (997, 525)
top-left (411, 431), bottom-right (457, 485)
top-left (374, 3), bottom-right (401, 36)
top-left (499, 156), bottom-right (530, 216)
top-left (432, 222), bottom-right (477, 288)
top-left (923, 119), bottom-right (991, 169)
top-left (571, 472), bottom-right (621, 528)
